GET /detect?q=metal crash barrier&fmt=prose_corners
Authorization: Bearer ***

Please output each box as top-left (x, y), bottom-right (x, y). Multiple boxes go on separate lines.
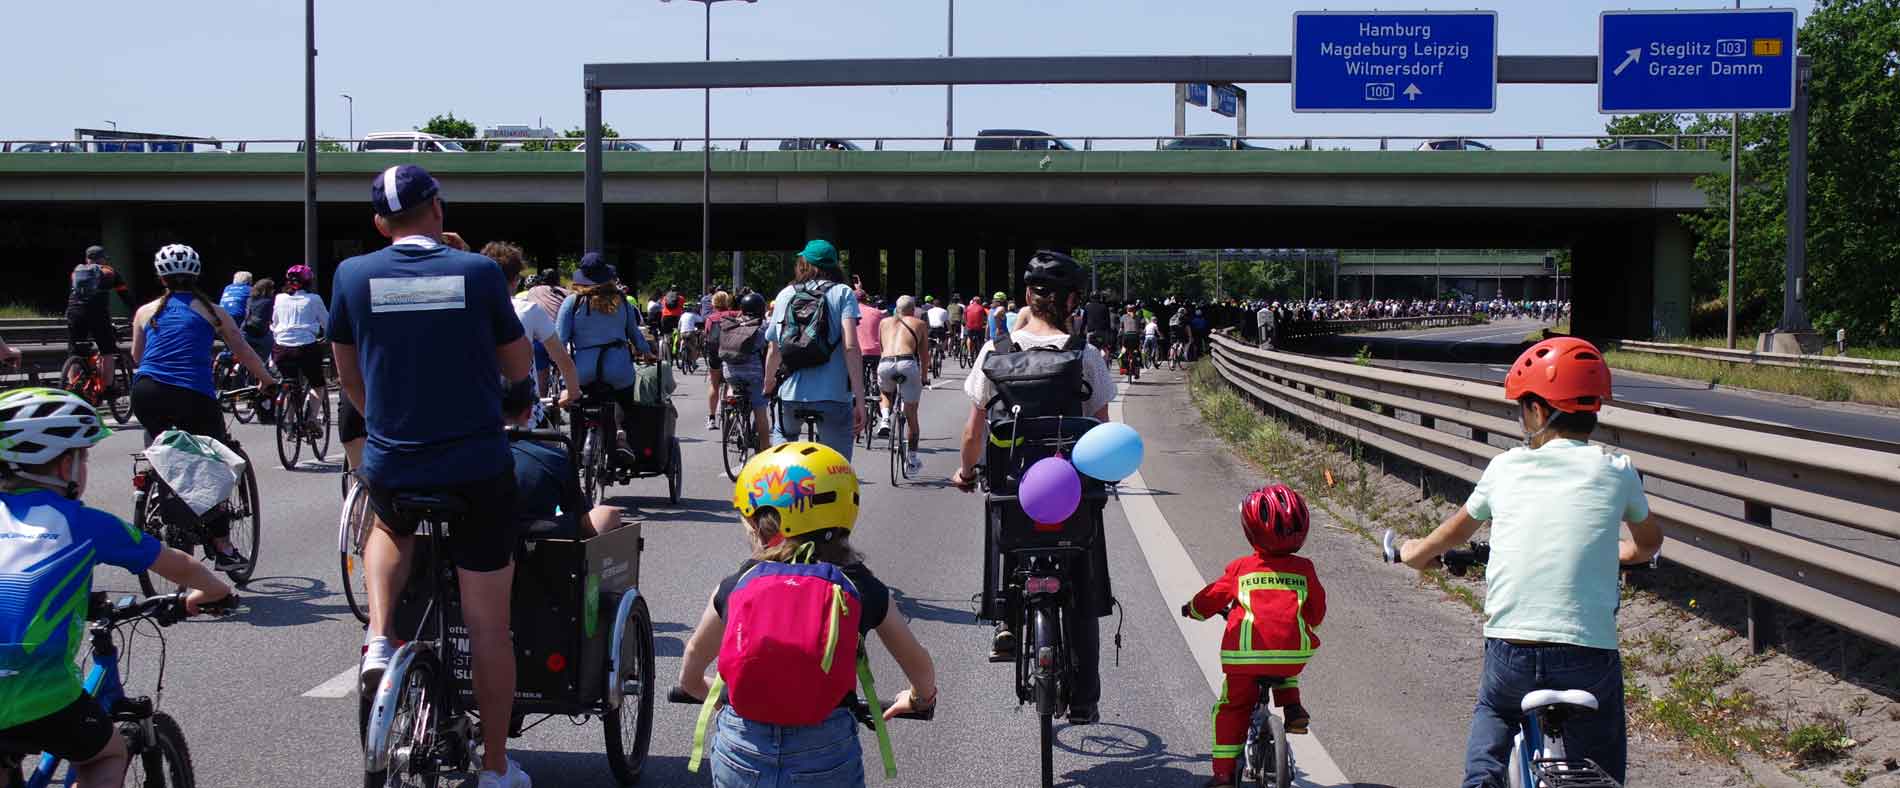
top-left (1207, 332), bottom-right (1900, 653)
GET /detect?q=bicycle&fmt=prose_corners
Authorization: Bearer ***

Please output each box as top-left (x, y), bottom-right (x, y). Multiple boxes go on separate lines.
top-left (886, 371), bottom-right (912, 486)
top-left (213, 351), bottom-right (258, 424)
top-left (272, 374), bottom-right (331, 469)
top-left (719, 378), bottom-right (761, 481)
top-left (1380, 530), bottom-right (1629, 788)
top-left (566, 385), bottom-right (683, 508)
top-left (928, 333), bottom-right (946, 379)
top-left (1169, 336), bottom-right (1189, 370)
top-left (132, 396), bottom-right (264, 596)
top-left (860, 364), bottom-right (882, 451)
top-left (3, 591), bottom-right (239, 788)
top-left (338, 464), bottom-right (372, 624)
top-left (1117, 337), bottom-right (1142, 385)
top-left (60, 340), bottom-right (131, 426)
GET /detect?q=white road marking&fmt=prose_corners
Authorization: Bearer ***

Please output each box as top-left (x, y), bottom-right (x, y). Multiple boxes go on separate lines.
top-left (1110, 399), bottom-right (1353, 788)
top-left (302, 666), bottom-right (359, 699)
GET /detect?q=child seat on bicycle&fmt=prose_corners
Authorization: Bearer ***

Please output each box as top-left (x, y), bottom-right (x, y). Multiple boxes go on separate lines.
top-left (1183, 484), bottom-right (1326, 786)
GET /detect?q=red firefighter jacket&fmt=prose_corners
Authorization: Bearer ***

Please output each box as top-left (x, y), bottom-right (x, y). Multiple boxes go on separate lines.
top-left (1188, 553), bottom-right (1326, 672)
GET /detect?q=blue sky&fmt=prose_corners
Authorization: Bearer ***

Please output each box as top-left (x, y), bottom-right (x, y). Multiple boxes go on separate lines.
top-left (2, 0), bottom-right (1804, 150)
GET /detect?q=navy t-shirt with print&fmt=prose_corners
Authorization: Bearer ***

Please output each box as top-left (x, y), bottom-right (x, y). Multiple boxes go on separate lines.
top-left (329, 244), bottom-right (524, 488)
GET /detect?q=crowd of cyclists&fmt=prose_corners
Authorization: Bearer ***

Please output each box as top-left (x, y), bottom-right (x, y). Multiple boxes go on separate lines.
top-left (0, 162), bottom-right (1651, 788)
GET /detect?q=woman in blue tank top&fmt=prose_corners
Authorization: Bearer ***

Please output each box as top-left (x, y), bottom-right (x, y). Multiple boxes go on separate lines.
top-left (129, 244), bottom-right (278, 571)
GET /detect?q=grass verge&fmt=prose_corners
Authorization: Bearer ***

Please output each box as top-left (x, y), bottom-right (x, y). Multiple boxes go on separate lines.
top-left (1601, 347), bottom-right (1900, 407)
top-left (1665, 334), bottom-right (1900, 363)
top-left (0, 303), bottom-right (54, 319)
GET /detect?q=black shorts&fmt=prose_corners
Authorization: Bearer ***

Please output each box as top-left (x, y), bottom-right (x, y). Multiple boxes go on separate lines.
top-left (130, 377), bottom-right (226, 445)
top-left (65, 312), bottom-right (117, 355)
top-left (272, 343), bottom-right (327, 390)
top-left (338, 395), bottom-right (366, 444)
top-left (0, 693), bottom-right (115, 763)
top-left (365, 470), bottom-right (520, 573)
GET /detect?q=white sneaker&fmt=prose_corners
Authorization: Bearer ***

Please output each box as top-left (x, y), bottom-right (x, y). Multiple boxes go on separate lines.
top-left (705, 416), bottom-right (717, 431)
top-left (875, 415), bottom-right (892, 438)
top-left (906, 453), bottom-right (923, 477)
top-left (477, 759), bottom-right (532, 788)
top-left (360, 636), bottom-right (395, 695)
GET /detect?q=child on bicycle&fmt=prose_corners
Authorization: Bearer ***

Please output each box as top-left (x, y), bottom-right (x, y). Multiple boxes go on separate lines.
top-left (0, 388), bottom-right (233, 788)
top-left (1181, 483), bottom-right (1326, 787)
top-left (677, 442), bottom-right (937, 787)
top-left (1390, 337), bottom-right (1661, 787)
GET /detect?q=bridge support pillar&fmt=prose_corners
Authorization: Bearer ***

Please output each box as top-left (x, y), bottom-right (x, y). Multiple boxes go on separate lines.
top-left (886, 248), bottom-right (918, 302)
top-left (99, 207), bottom-right (135, 316)
top-left (983, 247), bottom-right (1011, 299)
top-left (1651, 216), bottom-right (1691, 340)
top-left (954, 247), bottom-right (981, 300)
top-left (1569, 223), bottom-right (1651, 340)
top-left (921, 249), bottom-right (949, 301)
top-left (847, 247), bottom-right (879, 294)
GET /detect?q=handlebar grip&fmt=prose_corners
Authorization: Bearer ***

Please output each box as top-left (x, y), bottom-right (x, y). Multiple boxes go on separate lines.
top-left (667, 686), bottom-right (703, 705)
top-left (198, 593), bottom-right (241, 617)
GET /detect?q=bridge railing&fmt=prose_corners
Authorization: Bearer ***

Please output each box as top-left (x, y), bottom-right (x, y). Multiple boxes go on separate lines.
top-left (1281, 314), bottom-right (1481, 340)
top-left (1206, 332), bottom-right (1900, 653)
top-left (1615, 340), bottom-right (1900, 378)
top-left (0, 134), bottom-right (1730, 155)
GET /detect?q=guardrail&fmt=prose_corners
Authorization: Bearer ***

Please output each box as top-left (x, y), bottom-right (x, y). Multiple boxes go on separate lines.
top-left (1616, 340), bottom-right (1900, 378)
top-left (0, 133), bottom-right (1729, 155)
top-left (1207, 332), bottom-right (1900, 653)
top-left (1282, 314), bottom-right (1482, 340)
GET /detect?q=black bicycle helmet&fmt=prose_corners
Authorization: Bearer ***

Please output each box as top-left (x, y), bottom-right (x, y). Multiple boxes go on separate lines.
top-left (1023, 250), bottom-right (1086, 292)
top-left (738, 291), bottom-right (767, 317)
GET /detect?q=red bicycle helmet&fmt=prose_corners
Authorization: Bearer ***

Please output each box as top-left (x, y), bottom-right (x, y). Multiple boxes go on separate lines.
top-left (1241, 484), bottom-right (1309, 555)
top-left (1504, 337), bottom-right (1612, 413)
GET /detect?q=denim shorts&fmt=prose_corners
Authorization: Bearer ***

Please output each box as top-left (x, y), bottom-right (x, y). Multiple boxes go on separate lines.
top-left (712, 706), bottom-right (864, 788)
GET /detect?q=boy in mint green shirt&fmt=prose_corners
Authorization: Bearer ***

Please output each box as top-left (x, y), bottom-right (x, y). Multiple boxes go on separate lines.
top-left (1393, 337), bottom-right (1662, 787)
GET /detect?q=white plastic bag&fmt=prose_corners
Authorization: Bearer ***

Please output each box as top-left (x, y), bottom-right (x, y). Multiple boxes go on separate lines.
top-left (143, 430), bottom-right (248, 516)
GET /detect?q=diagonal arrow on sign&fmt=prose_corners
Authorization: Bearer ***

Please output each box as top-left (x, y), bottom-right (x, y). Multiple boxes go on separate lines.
top-left (1611, 47), bottom-right (1641, 76)
top-left (1403, 83), bottom-right (1423, 101)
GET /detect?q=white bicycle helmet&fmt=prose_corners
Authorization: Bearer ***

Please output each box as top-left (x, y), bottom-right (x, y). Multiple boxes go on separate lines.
top-left (0, 387), bottom-right (112, 467)
top-left (154, 243), bottom-right (202, 278)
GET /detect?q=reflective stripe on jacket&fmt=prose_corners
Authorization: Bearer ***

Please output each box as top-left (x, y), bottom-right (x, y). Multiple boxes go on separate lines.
top-left (1188, 553), bottom-right (1326, 673)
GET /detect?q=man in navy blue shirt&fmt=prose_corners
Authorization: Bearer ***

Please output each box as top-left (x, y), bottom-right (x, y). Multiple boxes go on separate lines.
top-left (330, 165), bottom-right (538, 788)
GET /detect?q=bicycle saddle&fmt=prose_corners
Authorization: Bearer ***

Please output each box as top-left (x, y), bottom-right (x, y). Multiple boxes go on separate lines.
top-left (1520, 689), bottom-right (1598, 714)
top-left (793, 408), bottom-right (826, 422)
top-left (391, 492), bottom-right (470, 516)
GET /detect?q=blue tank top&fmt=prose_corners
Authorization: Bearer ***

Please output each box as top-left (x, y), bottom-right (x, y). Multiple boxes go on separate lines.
top-left (137, 293), bottom-right (217, 398)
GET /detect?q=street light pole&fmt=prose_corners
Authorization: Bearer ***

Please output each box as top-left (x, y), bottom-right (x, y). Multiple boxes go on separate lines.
top-left (665, 0), bottom-right (757, 297)
top-left (945, 0), bottom-right (955, 150)
top-left (104, 120), bottom-right (117, 132)
top-left (303, 0), bottom-right (319, 281)
top-left (341, 94), bottom-right (354, 144)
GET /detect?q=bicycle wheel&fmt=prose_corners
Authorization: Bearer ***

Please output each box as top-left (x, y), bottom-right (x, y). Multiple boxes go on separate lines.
top-left (365, 650), bottom-right (441, 788)
top-left (665, 439), bottom-right (682, 505)
top-left (577, 423), bottom-right (603, 507)
top-left (60, 357), bottom-right (90, 402)
top-left (134, 487), bottom-right (162, 598)
top-left (308, 389), bottom-right (332, 463)
top-left (224, 461), bottom-right (261, 585)
top-left (339, 481), bottom-right (372, 624)
top-left (274, 389), bottom-right (301, 469)
top-left (1031, 607), bottom-right (1060, 788)
top-left (108, 360), bottom-right (133, 426)
top-left (1247, 713), bottom-right (1291, 788)
top-left (228, 366), bottom-right (257, 425)
top-left (122, 711), bottom-right (196, 788)
top-left (602, 595), bottom-right (656, 786)
top-left (721, 409), bottom-right (747, 481)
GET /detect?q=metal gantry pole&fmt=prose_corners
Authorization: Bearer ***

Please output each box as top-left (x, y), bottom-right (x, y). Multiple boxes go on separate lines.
top-left (584, 90), bottom-right (603, 253)
top-left (1781, 59), bottom-right (1811, 334)
top-left (303, 0), bottom-right (319, 281)
top-left (1727, 110), bottom-right (1740, 348)
top-left (945, 0), bottom-right (955, 150)
top-left (701, 0), bottom-right (714, 297)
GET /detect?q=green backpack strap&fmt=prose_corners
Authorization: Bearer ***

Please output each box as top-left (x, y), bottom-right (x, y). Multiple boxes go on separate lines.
top-left (686, 673), bottom-right (726, 773)
top-left (858, 653), bottom-right (898, 780)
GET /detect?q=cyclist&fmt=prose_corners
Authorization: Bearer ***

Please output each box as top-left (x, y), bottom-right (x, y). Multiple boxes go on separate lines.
top-left (0, 388), bottom-right (234, 788)
top-left (65, 245), bottom-right (133, 393)
top-left (660, 284), bottom-right (686, 339)
top-left (951, 251), bottom-right (1117, 725)
top-left (241, 278), bottom-right (278, 421)
top-left (270, 264), bottom-right (331, 430)
top-left (877, 295), bottom-right (930, 477)
top-left (963, 293), bottom-right (987, 362)
top-left (520, 268), bottom-right (571, 400)
top-left (329, 165), bottom-right (537, 788)
top-left (218, 271), bottom-right (253, 327)
top-left (1141, 313), bottom-right (1161, 368)
top-left (1389, 337), bottom-right (1661, 788)
top-left (1170, 305), bottom-right (1191, 363)
top-left (985, 292), bottom-right (1008, 342)
top-left (857, 294), bottom-right (886, 436)
top-left (1117, 303), bottom-right (1143, 379)
top-left (706, 291), bottom-right (772, 450)
top-left (556, 254), bottom-right (656, 463)
top-left (676, 443), bottom-right (938, 786)
top-left (484, 242), bottom-right (579, 418)
top-left (762, 239), bottom-right (866, 458)
top-left (924, 295), bottom-right (949, 360)
top-left (130, 244), bottom-right (279, 571)
top-left (1082, 290), bottom-right (1114, 361)
top-left (677, 304), bottom-right (703, 369)
top-left (702, 290), bottom-right (737, 430)
top-left (946, 293), bottom-right (965, 357)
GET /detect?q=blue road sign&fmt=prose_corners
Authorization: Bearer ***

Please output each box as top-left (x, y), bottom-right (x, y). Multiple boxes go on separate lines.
top-left (1292, 11), bottom-right (1497, 113)
top-left (1599, 9), bottom-right (1796, 113)
top-left (1213, 85), bottom-right (1239, 117)
top-left (1185, 82), bottom-right (1208, 107)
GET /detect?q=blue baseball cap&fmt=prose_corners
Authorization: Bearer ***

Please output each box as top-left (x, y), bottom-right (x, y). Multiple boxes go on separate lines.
top-left (798, 239), bottom-right (840, 273)
top-left (371, 164), bottom-right (441, 216)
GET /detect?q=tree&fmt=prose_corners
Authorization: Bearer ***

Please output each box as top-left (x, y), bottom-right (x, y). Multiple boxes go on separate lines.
top-left (418, 112), bottom-right (479, 150)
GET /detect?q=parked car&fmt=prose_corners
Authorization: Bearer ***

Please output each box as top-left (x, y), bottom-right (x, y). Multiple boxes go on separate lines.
top-left (358, 131), bottom-right (467, 153)
top-left (779, 138), bottom-right (862, 151)
top-left (1600, 137), bottom-right (1674, 151)
top-left (6, 142), bottom-right (84, 153)
top-left (574, 140), bottom-right (652, 152)
top-left (1415, 139), bottom-right (1494, 151)
top-left (1159, 134), bottom-right (1264, 151)
top-left (973, 129), bottom-right (1075, 151)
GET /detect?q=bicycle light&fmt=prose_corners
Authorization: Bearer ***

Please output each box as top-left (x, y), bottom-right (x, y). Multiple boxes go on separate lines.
top-left (1025, 577), bottom-right (1061, 595)
top-left (131, 471), bottom-right (149, 491)
top-left (546, 652), bottom-right (567, 673)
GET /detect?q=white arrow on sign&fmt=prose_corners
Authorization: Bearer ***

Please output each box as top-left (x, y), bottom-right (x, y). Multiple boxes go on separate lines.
top-left (1403, 83), bottom-right (1422, 101)
top-left (1612, 47), bottom-right (1641, 76)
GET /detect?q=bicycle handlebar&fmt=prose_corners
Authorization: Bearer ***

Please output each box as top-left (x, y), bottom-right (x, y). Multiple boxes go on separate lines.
top-left (1382, 527), bottom-right (1663, 576)
top-left (666, 685), bottom-right (935, 727)
top-left (504, 427), bottom-right (568, 444)
top-left (91, 591), bottom-right (241, 626)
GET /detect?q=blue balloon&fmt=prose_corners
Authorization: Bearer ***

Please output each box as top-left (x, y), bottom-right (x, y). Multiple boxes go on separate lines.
top-left (1073, 422), bottom-right (1144, 482)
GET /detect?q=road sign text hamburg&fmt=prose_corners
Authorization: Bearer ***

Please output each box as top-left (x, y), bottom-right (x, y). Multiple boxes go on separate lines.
top-left (1293, 12), bottom-right (1498, 113)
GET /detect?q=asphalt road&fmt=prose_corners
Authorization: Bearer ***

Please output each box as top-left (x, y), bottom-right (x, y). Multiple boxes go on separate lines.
top-left (69, 358), bottom-right (1741, 787)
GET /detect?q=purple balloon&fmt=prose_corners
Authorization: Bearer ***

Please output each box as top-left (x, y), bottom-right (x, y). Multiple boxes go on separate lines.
top-left (1020, 457), bottom-right (1083, 525)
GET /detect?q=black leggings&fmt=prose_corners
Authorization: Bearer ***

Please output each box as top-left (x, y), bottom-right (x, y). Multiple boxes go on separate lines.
top-left (129, 377), bottom-right (234, 540)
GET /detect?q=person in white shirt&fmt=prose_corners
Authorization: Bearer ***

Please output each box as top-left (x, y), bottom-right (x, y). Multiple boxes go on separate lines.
top-left (270, 264), bottom-right (331, 399)
top-left (1142, 317), bottom-right (1161, 366)
top-left (483, 242), bottom-right (578, 419)
top-left (678, 308), bottom-right (704, 367)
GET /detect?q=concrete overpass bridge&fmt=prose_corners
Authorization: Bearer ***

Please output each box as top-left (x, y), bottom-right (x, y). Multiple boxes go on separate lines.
top-left (0, 147), bottom-right (1717, 338)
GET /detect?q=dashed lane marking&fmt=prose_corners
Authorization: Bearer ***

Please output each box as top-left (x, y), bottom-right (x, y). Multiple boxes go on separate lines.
top-left (302, 666), bottom-right (359, 699)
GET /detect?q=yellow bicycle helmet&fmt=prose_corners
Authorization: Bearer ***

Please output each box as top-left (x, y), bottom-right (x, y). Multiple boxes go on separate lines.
top-left (731, 441), bottom-right (860, 539)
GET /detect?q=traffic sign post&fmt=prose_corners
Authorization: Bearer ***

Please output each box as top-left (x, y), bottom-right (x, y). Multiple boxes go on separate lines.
top-left (1292, 11), bottom-right (1497, 113)
top-left (1599, 9), bottom-right (1796, 113)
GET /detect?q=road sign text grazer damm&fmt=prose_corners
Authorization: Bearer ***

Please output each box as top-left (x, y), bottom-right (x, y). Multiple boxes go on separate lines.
top-left (1599, 8), bottom-right (1797, 114)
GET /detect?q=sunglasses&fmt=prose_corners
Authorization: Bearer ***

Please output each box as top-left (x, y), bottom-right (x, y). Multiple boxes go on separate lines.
top-left (1029, 285), bottom-right (1060, 298)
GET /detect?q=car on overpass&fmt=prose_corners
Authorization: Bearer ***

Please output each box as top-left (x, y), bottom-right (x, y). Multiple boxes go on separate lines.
top-left (358, 131), bottom-right (467, 153)
top-left (973, 129), bottom-right (1075, 151)
top-left (574, 140), bottom-right (653, 152)
top-left (779, 137), bottom-right (862, 151)
top-left (1415, 139), bottom-right (1494, 151)
top-left (5, 142), bottom-right (85, 153)
top-left (1599, 137), bottom-right (1674, 151)
top-left (1159, 134), bottom-right (1265, 151)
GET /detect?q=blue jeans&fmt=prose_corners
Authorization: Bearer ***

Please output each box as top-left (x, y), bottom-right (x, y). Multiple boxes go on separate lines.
top-left (711, 706), bottom-right (864, 788)
top-left (772, 398), bottom-right (855, 461)
top-left (1463, 638), bottom-right (1626, 788)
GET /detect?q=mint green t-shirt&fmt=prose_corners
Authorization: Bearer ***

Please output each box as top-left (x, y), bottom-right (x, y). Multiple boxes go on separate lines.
top-left (1464, 439), bottom-right (1650, 650)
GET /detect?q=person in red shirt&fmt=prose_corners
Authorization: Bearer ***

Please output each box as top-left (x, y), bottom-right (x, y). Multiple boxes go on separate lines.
top-left (1182, 484), bottom-right (1326, 786)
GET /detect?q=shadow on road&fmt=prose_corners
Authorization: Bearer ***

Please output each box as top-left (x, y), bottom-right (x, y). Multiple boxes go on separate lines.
top-left (889, 589), bottom-right (981, 628)
top-left (229, 575), bottom-right (358, 627)
top-left (1052, 721), bottom-right (1204, 787)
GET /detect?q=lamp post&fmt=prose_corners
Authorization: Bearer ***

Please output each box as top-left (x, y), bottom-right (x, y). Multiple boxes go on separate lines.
top-left (341, 94), bottom-right (354, 144)
top-left (303, 0), bottom-right (318, 281)
top-left (104, 120), bottom-right (117, 132)
top-left (945, 0), bottom-right (955, 150)
top-left (663, 0), bottom-right (757, 297)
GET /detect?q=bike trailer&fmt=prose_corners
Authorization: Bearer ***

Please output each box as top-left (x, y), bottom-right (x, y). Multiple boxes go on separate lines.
top-left (618, 402), bottom-right (677, 474)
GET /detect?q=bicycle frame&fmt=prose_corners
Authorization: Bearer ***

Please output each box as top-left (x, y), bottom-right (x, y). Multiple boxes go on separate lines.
top-left (365, 515), bottom-right (473, 780)
top-left (25, 618), bottom-right (143, 788)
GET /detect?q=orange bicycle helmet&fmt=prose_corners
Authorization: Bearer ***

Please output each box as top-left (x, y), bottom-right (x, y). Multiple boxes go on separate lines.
top-left (1504, 337), bottom-right (1612, 413)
